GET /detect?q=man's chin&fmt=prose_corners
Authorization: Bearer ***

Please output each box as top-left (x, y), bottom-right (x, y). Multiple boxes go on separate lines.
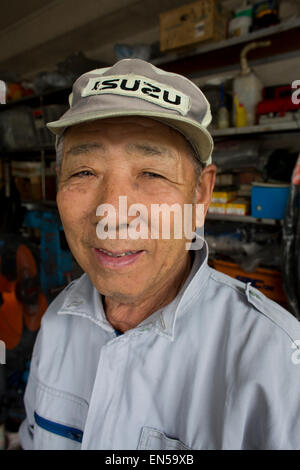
top-left (98, 285), bottom-right (148, 305)
top-left (88, 270), bottom-right (149, 302)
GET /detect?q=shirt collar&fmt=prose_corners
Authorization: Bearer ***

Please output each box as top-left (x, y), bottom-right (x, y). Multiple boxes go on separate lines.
top-left (57, 241), bottom-right (210, 340)
top-left (147, 240), bottom-right (210, 341)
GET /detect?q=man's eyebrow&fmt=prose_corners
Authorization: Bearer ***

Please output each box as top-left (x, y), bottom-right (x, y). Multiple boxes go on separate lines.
top-left (64, 142), bottom-right (106, 157)
top-left (126, 143), bottom-right (175, 159)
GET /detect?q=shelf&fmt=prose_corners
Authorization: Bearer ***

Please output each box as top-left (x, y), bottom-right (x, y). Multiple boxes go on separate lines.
top-left (211, 120), bottom-right (300, 137)
top-left (2, 86), bottom-right (71, 109)
top-left (21, 202), bottom-right (282, 225)
top-left (206, 213), bottom-right (282, 225)
top-left (153, 17), bottom-right (300, 68)
top-left (22, 200), bottom-right (57, 211)
top-left (155, 18), bottom-right (300, 79)
top-left (0, 144), bottom-right (56, 155)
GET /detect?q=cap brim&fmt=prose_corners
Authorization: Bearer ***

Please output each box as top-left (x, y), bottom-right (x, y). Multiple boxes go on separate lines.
top-left (47, 110), bottom-right (213, 166)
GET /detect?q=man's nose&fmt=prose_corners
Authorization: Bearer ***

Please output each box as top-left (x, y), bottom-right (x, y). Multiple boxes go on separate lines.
top-left (93, 170), bottom-right (139, 227)
top-left (98, 168), bottom-right (136, 206)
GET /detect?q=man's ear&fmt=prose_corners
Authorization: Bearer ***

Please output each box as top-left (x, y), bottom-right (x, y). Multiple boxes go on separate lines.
top-left (195, 164), bottom-right (216, 223)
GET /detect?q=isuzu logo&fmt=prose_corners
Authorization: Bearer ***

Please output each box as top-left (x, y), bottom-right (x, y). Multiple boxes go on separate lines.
top-left (81, 74), bottom-right (191, 115)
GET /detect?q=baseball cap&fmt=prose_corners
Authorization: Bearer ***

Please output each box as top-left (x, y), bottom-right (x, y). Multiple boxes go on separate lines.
top-left (47, 58), bottom-right (214, 165)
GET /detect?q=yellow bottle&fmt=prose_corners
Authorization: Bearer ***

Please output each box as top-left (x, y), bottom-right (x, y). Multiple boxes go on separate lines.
top-left (234, 94), bottom-right (247, 127)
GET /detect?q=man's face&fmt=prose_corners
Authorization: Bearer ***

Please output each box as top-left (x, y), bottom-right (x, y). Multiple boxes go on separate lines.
top-left (57, 117), bottom-right (215, 303)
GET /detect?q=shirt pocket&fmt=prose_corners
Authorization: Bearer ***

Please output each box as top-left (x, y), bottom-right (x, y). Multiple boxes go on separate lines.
top-left (33, 380), bottom-right (88, 450)
top-left (138, 426), bottom-right (191, 450)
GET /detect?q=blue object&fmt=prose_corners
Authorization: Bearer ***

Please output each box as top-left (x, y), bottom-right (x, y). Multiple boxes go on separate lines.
top-left (23, 210), bottom-right (73, 294)
top-left (34, 412), bottom-right (83, 443)
top-left (251, 183), bottom-right (290, 219)
top-left (22, 360), bottom-right (31, 384)
top-left (114, 43), bottom-right (151, 61)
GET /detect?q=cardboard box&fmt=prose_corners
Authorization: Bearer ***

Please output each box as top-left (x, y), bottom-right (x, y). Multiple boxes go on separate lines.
top-left (160, 0), bottom-right (229, 52)
top-left (226, 198), bottom-right (250, 216)
top-left (208, 202), bottom-right (226, 214)
top-left (212, 190), bottom-right (237, 203)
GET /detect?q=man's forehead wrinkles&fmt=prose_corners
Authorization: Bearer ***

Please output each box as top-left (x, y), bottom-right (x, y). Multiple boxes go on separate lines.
top-left (64, 139), bottom-right (177, 162)
top-left (125, 142), bottom-right (176, 160)
top-left (65, 142), bottom-right (106, 157)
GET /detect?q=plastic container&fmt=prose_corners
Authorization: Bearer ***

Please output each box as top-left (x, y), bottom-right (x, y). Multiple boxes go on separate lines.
top-left (233, 72), bottom-right (263, 126)
top-left (233, 94), bottom-right (247, 127)
top-left (251, 182), bottom-right (290, 219)
top-left (217, 82), bottom-right (230, 129)
top-left (229, 6), bottom-right (253, 37)
top-left (233, 41), bottom-right (271, 126)
top-left (217, 106), bottom-right (230, 128)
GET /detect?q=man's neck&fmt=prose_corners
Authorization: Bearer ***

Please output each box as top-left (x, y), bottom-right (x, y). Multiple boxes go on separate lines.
top-left (104, 253), bottom-right (192, 333)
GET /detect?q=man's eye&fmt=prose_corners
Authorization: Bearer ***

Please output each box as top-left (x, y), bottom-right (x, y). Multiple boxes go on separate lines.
top-left (71, 170), bottom-right (94, 178)
top-left (142, 171), bottom-right (164, 179)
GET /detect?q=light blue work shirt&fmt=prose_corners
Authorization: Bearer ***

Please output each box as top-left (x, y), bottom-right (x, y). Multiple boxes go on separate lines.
top-left (19, 242), bottom-right (300, 449)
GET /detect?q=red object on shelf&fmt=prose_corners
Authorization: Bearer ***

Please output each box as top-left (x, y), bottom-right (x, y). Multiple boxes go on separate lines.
top-left (257, 85), bottom-right (300, 118)
top-left (6, 82), bottom-right (34, 101)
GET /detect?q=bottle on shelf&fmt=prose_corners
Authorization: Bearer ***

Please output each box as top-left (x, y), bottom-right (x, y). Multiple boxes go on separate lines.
top-left (217, 83), bottom-right (230, 129)
top-left (233, 94), bottom-right (247, 127)
top-left (228, 2), bottom-right (253, 38)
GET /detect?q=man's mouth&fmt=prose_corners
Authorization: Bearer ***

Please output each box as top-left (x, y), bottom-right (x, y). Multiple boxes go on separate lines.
top-left (93, 247), bottom-right (145, 268)
top-left (97, 248), bottom-right (142, 257)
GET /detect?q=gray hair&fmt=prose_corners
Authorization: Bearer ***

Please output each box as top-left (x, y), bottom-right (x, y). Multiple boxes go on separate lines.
top-left (56, 134), bottom-right (64, 173)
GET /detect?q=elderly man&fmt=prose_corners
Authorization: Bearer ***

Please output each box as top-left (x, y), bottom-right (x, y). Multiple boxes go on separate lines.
top-left (19, 59), bottom-right (300, 450)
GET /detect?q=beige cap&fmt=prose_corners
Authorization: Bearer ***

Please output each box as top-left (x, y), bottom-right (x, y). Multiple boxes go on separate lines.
top-left (47, 58), bottom-right (214, 165)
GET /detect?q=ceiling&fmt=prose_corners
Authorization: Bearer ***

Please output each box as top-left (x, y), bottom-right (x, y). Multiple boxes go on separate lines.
top-left (0, 0), bottom-right (50, 30)
top-left (0, 0), bottom-right (197, 80)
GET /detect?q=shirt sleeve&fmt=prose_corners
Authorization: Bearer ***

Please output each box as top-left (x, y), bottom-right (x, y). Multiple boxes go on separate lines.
top-left (224, 295), bottom-right (300, 449)
top-left (18, 331), bottom-right (42, 450)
